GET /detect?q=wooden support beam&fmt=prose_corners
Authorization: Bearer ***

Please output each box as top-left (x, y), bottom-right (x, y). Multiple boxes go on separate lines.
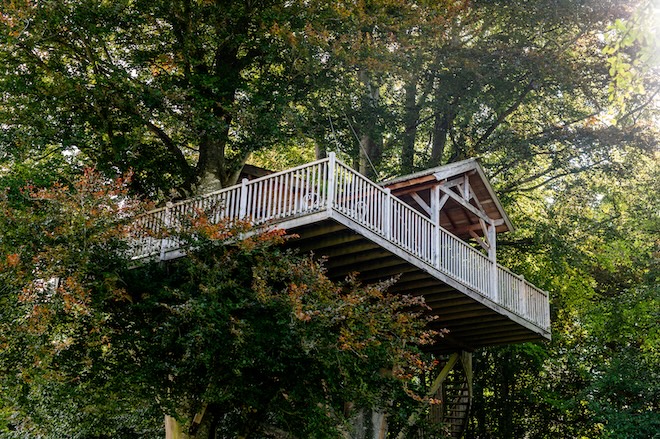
top-left (410, 192), bottom-right (432, 216)
top-left (449, 322), bottom-right (527, 338)
top-left (389, 181), bottom-right (438, 196)
top-left (324, 248), bottom-right (394, 269)
top-left (432, 162), bottom-right (479, 181)
top-left (468, 229), bottom-right (490, 253)
top-left (437, 184), bottom-right (493, 225)
top-left (437, 193), bottom-right (450, 212)
top-left (316, 241), bottom-right (380, 258)
top-left (422, 291), bottom-right (466, 302)
top-left (326, 258), bottom-right (408, 279)
top-left (434, 314), bottom-right (505, 329)
top-left (395, 353), bottom-right (460, 439)
top-left (295, 232), bottom-right (363, 252)
top-left (389, 278), bottom-right (445, 292)
top-left (469, 186), bottom-right (486, 212)
top-left (470, 332), bottom-right (545, 346)
top-left (354, 263), bottom-right (419, 281)
top-left (450, 221), bottom-right (503, 237)
top-left (430, 307), bottom-right (496, 321)
top-left (291, 222), bottom-right (346, 240)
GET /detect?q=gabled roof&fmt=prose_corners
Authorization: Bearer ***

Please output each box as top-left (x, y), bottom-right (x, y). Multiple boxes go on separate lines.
top-left (382, 159), bottom-right (514, 238)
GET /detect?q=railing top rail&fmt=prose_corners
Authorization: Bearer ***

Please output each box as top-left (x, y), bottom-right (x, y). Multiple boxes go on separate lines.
top-left (135, 157), bottom-right (333, 219)
top-left (237, 156), bottom-right (331, 186)
top-left (497, 264), bottom-right (549, 298)
top-left (334, 160), bottom-right (492, 260)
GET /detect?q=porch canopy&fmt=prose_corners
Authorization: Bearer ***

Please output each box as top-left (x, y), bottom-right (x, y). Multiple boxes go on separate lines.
top-left (382, 159), bottom-right (513, 245)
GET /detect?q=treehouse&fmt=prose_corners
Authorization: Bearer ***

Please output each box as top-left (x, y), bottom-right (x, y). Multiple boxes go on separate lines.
top-left (132, 154), bottom-right (551, 438)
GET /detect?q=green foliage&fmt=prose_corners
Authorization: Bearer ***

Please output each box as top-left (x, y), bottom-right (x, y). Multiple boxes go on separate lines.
top-left (0, 168), bottom-right (160, 437)
top-left (124, 212), bottom-right (438, 437)
top-left (1, 0), bottom-right (658, 437)
top-left (0, 170), bottom-right (439, 438)
top-left (468, 149), bottom-right (659, 438)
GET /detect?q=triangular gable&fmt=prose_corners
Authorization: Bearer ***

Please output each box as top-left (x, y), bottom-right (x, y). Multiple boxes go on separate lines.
top-left (382, 159), bottom-right (513, 240)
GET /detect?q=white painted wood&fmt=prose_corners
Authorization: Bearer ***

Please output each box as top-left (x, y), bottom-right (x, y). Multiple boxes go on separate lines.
top-left (410, 192), bottom-right (432, 216)
top-left (437, 183), bottom-right (493, 225)
top-left (129, 157), bottom-right (550, 335)
top-left (487, 223), bottom-right (498, 301)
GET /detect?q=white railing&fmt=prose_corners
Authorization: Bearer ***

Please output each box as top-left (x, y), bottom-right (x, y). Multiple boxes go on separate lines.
top-left (130, 154), bottom-right (550, 332)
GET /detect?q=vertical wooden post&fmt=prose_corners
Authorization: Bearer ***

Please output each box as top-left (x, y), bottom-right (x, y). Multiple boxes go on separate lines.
top-left (239, 178), bottom-right (249, 219)
top-left (383, 188), bottom-right (391, 239)
top-left (487, 222), bottom-right (498, 301)
top-left (519, 274), bottom-right (527, 317)
top-left (463, 175), bottom-right (470, 199)
top-left (431, 186), bottom-right (441, 270)
top-left (160, 202), bottom-right (172, 261)
top-left (327, 152), bottom-right (336, 210)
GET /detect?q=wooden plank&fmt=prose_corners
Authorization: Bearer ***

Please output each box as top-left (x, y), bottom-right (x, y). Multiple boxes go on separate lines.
top-left (470, 332), bottom-right (545, 346)
top-left (323, 248), bottom-right (396, 269)
top-left (437, 184), bottom-right (493, 225)
top-left (410, 192), bottom-right (432, 216)
top-left (428, 302), bottom-right (490, 315)
top-left (291, 222), bottom-right (348, 240)
top-left (431, 160), bottom-right (479, 181)
top-left (389, 277), bottom-right (444, 290)
top-left (329, 260), bottom-right (413, 280)
top-left (449, 323), bottom-right (528, 339)
top-left (437, 314), bottom-right (506, 329)
top-left (294, 232), bottom-right (364, 252)
top-left (317, 241), bottom-right (382, 259)
top-left (421, 291), bottom-right (465, 302)
top-left (431, 308), bottom-right (497, 322)
top-left (388, 180), bottom-right (439, 196)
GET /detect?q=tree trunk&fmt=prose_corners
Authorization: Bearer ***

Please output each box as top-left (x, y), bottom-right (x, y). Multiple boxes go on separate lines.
top-left (357, 70), bottom-right (382, 179)
top-left (165, 415), bottom-right (187, 439)
top-left (401, 76), bottom-right (419, 175)
top-left (347, 408), bottom-right (388, 439)
top-left (429, 105), bottom-right (454, 168)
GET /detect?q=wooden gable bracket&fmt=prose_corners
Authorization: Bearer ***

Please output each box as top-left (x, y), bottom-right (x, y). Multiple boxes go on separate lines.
top-left (437, 177), bottom-right (499, 227)
top-left (410, 191), bottom-right (432, 216)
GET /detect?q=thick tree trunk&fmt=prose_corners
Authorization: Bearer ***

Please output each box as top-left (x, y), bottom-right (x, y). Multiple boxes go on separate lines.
top-left (401, 76), bottom-right (419, 175)
top-left (165, 415), bottom-right (187, 439)
top-left (429, 99), bottom-right (455, 168)
top-left (357, 70), bottom-right (382, 179)
top-left (347, 408), bottom-right (388, 439)
top-left (359, 134), bottom-right (382, 180)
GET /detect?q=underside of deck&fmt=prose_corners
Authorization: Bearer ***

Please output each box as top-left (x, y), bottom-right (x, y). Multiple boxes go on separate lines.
top-left (283, 217), bottom-right (548, 354)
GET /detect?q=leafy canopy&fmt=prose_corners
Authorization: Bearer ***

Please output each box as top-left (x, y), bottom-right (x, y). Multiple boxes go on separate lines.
top-left (0, 170), bottom-right (440, 438)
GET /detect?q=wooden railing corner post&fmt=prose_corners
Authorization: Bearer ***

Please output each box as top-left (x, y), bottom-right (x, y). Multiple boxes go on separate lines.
top-left (431, 186), bottom-right (441, 270)
top-left (160, 201), bottom-right (173, 261)
top-left (544, 290), bottom-right (551, 330)
top-left (383, 188), bottom-right (391, 239)
top-left (487, 222), bottom-right (498, 302)
top-left (519, 274), bottom-right (528, 318)
top-left (239, 178), bottom-right (249, 219)
top-left (327, 152), bottom-right (336, 210)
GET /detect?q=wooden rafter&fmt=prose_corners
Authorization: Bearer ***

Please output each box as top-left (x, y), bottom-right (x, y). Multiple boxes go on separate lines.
top-left (437, 181), bottom-right (493, 225)
top-left (410, 192), bottom-right (432, 216)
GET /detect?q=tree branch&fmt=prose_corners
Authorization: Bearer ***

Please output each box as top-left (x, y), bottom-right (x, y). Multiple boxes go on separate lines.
top-left (473, 78), bottom-right (534, 151)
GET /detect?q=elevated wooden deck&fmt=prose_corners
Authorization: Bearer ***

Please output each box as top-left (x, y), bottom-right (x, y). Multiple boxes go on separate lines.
top-left (131, 155), bottom-right (551, 352)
